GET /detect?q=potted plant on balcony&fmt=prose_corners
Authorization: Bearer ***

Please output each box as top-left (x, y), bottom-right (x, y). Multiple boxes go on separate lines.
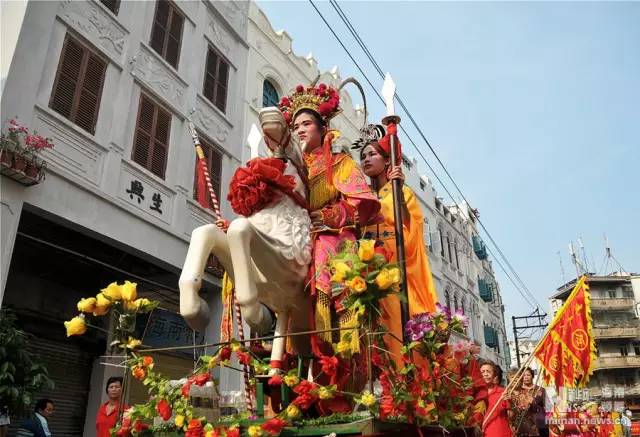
top-left (0, 118), bottom-right (53, 185)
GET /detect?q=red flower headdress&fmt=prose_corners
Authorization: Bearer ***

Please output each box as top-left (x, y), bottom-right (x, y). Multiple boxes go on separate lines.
top-left (278, 83), bottom-right (341, 127)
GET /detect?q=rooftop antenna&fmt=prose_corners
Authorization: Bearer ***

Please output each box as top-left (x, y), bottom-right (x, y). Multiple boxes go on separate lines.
top-left (577, 237), bottom-right (590, 273)
top-left (568, 241), bottom-right (583, 278)
top-left (601, 234), bottom-right (627, 275)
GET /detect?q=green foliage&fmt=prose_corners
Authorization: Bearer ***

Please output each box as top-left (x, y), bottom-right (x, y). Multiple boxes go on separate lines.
top-left (0, 309), bottom-right (55, 415)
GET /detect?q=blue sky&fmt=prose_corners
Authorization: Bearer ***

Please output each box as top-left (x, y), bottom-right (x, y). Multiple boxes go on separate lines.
top-left (257, 1), bottom-right (640, 329)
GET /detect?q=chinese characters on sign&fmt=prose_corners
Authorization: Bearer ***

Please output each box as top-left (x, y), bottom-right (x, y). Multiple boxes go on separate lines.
top-left (142, 308), bottom-right (205, 357)
top-left (126, 180), bottom-right (144, 203)
top-left (125, 179), bottom-right (164, 215)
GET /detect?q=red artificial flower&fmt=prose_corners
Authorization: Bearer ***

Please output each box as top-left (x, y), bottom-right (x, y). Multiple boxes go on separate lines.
top-left (268, 374), bottom-right (283, 386)
top-left (292, 379), bottom-right (316, 395)
top-left (142, 356), bottom-right (154, 367)
top-left (319, 355), bottom-right (338, 378)
top-left (116, 427), bottom-right (131, 437)
top-left (219, 346), bottom-right (231, 361)
top-left (280, 96), bottom-right (290, 107)
top-left (317, 102), bottom-right (333, 116)
top-left (318, 83), bottom-right (327, 92)
top-left (236, 351), bottom-right (252, 366)
top-left (227, 158), bottom-right (296, 217)
top-left (131, 366), bottom-right (146, 381)
top-left (156, 398), bottom-right (172, 421)
top-left (292, 393), bottom-right (316, 410)
top-left (374, 245), bottom-right (391, 262)
top-left (296, 85), bottom-right (304, 93)
top-left (191, 372), bottom-right (210, 386)
top-left (182, 380), bottom-right (192, 397)
top-left (261, 417), bottom-right (288, 436)
top-left (185, 419), bottom-right (204, 437)
top-left (226, 426), bottom-right (240, 437)
top-left (133, 421), bottom-right (149, 433)
top-left (283, 111), bottom-right (291, 124)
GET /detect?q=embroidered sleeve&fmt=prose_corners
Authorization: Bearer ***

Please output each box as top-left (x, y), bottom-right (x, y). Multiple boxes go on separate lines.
top-left (320, 199), bottom-right (356, 229)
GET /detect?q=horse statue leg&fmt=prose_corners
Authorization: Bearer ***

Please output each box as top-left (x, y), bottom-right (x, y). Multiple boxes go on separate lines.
top-left (179, 223), bottom-right (232, 332)
top-left (225, 218), bottom-right (273, 334)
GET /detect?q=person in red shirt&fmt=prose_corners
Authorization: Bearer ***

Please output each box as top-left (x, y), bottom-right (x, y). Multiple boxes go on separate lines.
top-left (96, 376), bottom-right (128, 437)
top-left (481, 361), bottom-right (513, 437)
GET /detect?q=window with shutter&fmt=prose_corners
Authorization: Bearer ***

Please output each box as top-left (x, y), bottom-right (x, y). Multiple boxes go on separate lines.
top-left (132, 94), bottom-right (171, 179)
top-left (49, 34), bottom-right (107, 134)
top-left (193, 137), bottom-right (222, 209)
top-left (203, 46), bottom-right (230, 113)
top-left (262, 80), bottom-right (279, 108)
top-left (150, 0), bottom-right (184, 69)
top-left (100, 0), bottom-right (120, 14)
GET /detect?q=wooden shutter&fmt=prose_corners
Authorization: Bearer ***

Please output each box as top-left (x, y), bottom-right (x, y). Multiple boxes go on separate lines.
top-left (99, 0), bottom-right (120, 14)
top-left (150, 0), bottom-right (183, 69)
top-left (132, 94), bottom-right (171, 179)
top-left (193, 137), bottom-right (222, 209)
top-left (202, 46), bottom-right (229, 113)
top-left (50, 34), bottom-right (106, 134)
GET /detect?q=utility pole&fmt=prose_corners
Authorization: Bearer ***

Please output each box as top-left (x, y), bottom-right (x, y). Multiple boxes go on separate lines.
top-left (512, 308), bottom-right (548, 367)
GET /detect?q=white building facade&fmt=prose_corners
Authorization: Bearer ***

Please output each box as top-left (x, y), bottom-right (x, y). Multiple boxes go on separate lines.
top-left (1, 1), bottom-right (251, 434)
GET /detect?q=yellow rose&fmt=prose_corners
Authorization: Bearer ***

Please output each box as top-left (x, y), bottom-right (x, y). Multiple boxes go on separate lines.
top-left (174, 414), bottom-right (185, 428)
top-left (318, 386), bottom-right (335, 400)
top-left (77, 297), bottom-right (96, 313)
top-left (93, 293), bottom-right (111, 316)
top-left (375, 270), bottom-right (394, 290)
top-left (125, 337), bottom-right (142, 349)
top-left (247, 425), bottom-right (263, 437)
top-left (388, 268), bottom-right (401, 285)
top-left (64, 316), bottom-right (87, 337)
top-left (358, 239), bottom-right (375, 262)
top-left (121, 280), bottom-right (137, 301)
top-left (360, 391), bottom-right (377, 407)
top-left (133, 298), bottom-right (151, 311)
top-left (347, 276), bottom-right (367, 294)
top-left (283, 374), bottom-right (299, 387)
top-left (336, 340), bottom-right (351, 355)
top-left (205, 432), bottom-right (214, 437)
top-left (285, 404), bottom-right (301, 419)
top-left (101, 282), bottom-right (122, 301)
top-left (330, 262), bottom-right (351, 282)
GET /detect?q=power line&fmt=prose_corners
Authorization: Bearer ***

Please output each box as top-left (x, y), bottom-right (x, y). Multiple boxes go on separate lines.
top-left (327, 0), bottom-right (542, 309)
top-left (309, 0), bottom-right (544, 310)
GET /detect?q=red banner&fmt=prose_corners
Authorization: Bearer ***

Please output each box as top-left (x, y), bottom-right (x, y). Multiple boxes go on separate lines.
top-left (534, 276), bottom-right (595, 388)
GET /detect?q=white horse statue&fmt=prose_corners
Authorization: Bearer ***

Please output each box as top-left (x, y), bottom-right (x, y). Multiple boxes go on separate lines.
top-left (179, 109), bottom-right (312, 372)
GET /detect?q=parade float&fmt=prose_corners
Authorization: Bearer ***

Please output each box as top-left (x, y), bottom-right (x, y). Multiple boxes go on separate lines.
top-left (63, 75), bottom-right (597, 436)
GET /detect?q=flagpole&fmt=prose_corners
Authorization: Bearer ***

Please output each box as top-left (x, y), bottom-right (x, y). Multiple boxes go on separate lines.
top-left (381, 74), bottom-right (410, 342)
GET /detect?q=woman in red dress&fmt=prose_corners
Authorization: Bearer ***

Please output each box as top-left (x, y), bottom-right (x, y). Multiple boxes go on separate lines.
top-left (482, 362), bottom-right (513, 437)
top-left (96, 376), bottom-right (128, 437)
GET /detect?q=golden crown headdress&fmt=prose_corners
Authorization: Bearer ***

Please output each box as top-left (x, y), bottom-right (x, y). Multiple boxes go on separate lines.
top-left (278, 83), bottom-right (341, 127)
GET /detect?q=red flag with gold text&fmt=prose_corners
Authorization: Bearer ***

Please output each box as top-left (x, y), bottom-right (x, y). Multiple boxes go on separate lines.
top-left (534, 276), bottom-right (595, 387)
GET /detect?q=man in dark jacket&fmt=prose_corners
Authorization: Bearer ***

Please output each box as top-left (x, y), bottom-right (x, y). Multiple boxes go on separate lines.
top-left (20, 399), bottom-right (54, 437)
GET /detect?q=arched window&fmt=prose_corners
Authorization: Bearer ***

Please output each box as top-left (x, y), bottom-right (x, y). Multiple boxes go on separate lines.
top-left (454, 241), bottom-right (460, 269)
top-left (454, 295), bottom-right (459, 311)
top-left (439, 227), bottom-right (446, 258)
top-left (262, 79), bottom-right (279, 108)
top-left (446, 233), bottom-right (452, 262)
top-left (445, 290), bottom-right (451, 310)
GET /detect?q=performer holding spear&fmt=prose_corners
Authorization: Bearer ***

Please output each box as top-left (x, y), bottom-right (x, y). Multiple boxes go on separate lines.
top-left (357, 74), bottom-right (437, 346)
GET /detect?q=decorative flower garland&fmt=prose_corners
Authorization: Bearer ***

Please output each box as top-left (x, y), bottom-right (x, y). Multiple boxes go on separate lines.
top-left (65, 240), bottom-right (487, 436)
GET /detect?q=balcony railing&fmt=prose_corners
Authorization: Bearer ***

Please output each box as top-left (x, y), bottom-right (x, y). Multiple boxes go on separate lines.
top-left (595, 355), bottom-right (640, 369)
top-left (592, 325), bottom-right (640, 339)
top-left (472, 235), bottom-right (488, 260)
top-left (591, 298), bottom-right (635, 310)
